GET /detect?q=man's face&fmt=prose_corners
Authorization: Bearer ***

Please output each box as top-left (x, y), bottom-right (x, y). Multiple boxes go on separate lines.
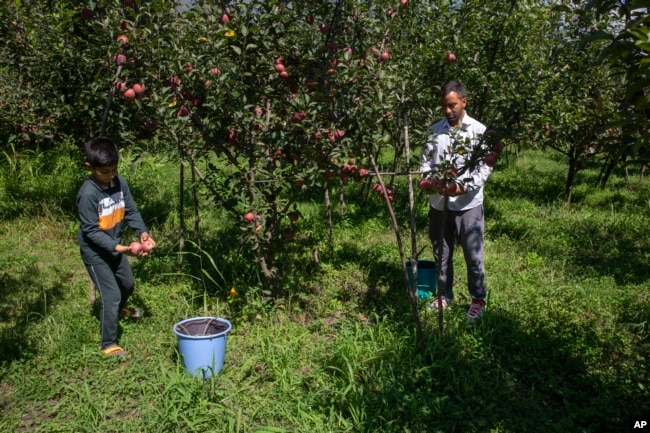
top-left (440, 91), bottom-right (466, 127)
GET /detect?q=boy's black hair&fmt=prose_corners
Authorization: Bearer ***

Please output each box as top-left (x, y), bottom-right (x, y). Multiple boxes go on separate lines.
top-left (84, 137), bottom-right (119, 167)
top-left (441, 80), bottom-right (466, 99)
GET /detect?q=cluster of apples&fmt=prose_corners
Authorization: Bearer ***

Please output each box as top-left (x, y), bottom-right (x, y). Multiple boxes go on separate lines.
top-left (417, 177), bottom-right (456, 195)
top-left (129, 239), bottom-right (155, 254)
top-left (275, 57), bottom-right (290, 79)
top-left (340, 161), bottom-right (370, 183)
top-left (373, 183), bottom-right (395, 202)
top-left (112, 34), bottom-right (146, 101)
top-left (115, 80), bottom-right (146, 101)
top-left (312, 128), bottom-right (346, 143)
top-left (485, 140), bottom-right (504, 167)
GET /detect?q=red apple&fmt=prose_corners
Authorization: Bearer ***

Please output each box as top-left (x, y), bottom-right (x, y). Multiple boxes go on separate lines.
top-left (484, 153), bottom-right (498, 167)
top-left (288, 212), bottom-right (300, 222)
top-left (141, 239), bottom-right (155, 252)
top-left (209, 67), bottom-right (221, 75)
top-left (418, 178), bottom-right (432, 190)
top-left (400, 0), bottom-right (408, 7)
top-left (114, 81), bottom-right (127, 93)
top-left (116, 35), bottom-right (129, 46)
top-left (183, 63), bottom-right (193, 73)
top-left (254, 107), bottom-right (263, 117)
top-left (132, 83), bottom-right (145, 98)
top-left (220, 13), bottom-right (230, 24)
top-left (491, 142), bottom-right (504, 154)
top-left (114, 54), bottom-right (127, 66)
top-left (291, 112), bottom-right (306, 123)
top-left (380, 51), bottom-right (390, 62)
top-left (445, 182), bottom-right (458, 195)
top-left (123, 0), bottom-right (135, 8)
top-left (144, 119), bottom-right (157, 132)
top-left (275, 63), bottom-right (285, 73)
top-left (431, 177), bottom-right (443, 192)
top-left (319, 23), bottom-right (328, 33)
top-left (165, 75), bottom-right (181, 88)
top-left (306, 16), bottom-right (314, 24)
top-left (279, 71), bottom-right (289, 79)
top-left (445, 52), bottom-right (457, 64)
top-left (176, 106), bottom-right (190, 117)
top-left (123, 88), bottom-right (136, 101)
top-left (386, 9), bottom-right (395, 18)
top-left (243, 212), bottom-right (255, 223)
top-left (129, 242), bottom-right (142, 254)
top-left (81, 8), bottom-right (94, 21)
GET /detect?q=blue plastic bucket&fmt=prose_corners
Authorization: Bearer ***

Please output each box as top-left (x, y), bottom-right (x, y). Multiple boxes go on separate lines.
top-left (405, 260), bottom-right (437, 299)
top-left (173, 317), bottom-right (232, 379)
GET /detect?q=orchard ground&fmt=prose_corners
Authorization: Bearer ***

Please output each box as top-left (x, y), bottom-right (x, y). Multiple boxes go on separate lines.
top-left (0, 148), bottom-right (648, 432)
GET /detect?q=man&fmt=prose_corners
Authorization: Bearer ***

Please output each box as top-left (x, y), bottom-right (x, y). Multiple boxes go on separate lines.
top-left (420, 80), bottom-right (493, 321)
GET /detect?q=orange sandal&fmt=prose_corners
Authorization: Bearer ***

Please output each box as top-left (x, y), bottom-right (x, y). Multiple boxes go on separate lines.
top-left (101, 345), bottom-right (128, 357)
top-left (120, 308), bottom-right (143, 320)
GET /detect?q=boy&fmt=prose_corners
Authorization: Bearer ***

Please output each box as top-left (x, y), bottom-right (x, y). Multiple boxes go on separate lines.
top-left (77, 137), bottom-right (156, 356)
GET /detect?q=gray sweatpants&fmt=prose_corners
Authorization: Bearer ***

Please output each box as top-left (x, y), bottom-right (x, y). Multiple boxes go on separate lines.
top-left (85, 254), bottom-right (135, 349)
top-left (428, 205), bottom-right (486, 303)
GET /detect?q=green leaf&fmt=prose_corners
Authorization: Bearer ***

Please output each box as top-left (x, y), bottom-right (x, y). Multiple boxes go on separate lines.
top-left (231, 45), bottom-right (242, 55)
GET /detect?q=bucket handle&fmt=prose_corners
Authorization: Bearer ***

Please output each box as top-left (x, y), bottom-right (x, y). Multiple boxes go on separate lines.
top-left (176, 319), bottom-right (219, 337)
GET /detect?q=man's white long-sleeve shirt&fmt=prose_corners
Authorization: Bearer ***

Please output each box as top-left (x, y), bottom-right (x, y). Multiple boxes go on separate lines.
top-left (420, 113), bottom-right (492, 212)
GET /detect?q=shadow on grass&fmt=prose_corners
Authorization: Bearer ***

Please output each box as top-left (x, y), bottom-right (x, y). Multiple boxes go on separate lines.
top-left (317, 306), bottom-right (647, 433)
top-left (0, 264), bottom-right (65, 367)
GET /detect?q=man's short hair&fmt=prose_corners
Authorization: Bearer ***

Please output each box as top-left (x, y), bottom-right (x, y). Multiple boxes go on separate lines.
top-left (441, 80), bottom-right (466, 99)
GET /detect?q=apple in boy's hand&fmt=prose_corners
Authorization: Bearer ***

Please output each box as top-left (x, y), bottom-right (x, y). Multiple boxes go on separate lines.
top-left (129, 242), bottom-right (142, 254)
top-left (141, 239), bottom-right (155, 252)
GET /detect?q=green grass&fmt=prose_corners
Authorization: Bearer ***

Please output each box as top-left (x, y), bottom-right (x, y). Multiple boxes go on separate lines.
top-left (0, 149), bottom-right (648, 432)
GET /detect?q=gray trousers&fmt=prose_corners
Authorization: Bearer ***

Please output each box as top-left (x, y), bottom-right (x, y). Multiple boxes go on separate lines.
top-left (85, 254), bottom-right (135, 349)
top-left (428, 205), bottom-right (486, 302)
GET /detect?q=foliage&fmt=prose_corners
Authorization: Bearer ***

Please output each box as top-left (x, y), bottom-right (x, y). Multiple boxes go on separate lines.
top-left (1, 0), bottom-right (575, 294)
top-left (576, 0), bottom-right (650, 150)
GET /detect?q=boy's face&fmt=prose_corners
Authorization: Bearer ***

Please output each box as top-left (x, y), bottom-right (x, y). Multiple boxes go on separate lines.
top-left (85, 162), bottom-right (117, 189)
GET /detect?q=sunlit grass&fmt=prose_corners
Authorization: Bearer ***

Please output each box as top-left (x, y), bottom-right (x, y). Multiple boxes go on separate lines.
top-left (0, 149), bottom-right (648, 432)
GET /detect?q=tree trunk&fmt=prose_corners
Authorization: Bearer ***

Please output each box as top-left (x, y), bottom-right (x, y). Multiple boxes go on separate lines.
top-left (564, 155), bottom-right (579, 209)
top-left (179, 157), bottom-right (186, 262)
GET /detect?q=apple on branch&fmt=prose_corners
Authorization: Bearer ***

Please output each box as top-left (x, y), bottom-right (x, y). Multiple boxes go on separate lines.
top-left (132, 83), bottom-right (145, 98)
top-left (123, 88), bottom-right (136, 101)
top-left (116, 35), bottom-right (129, 47)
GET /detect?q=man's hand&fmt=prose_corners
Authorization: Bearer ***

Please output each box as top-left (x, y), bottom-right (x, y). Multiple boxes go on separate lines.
top-left (441, 182), bottom-right (467, 197)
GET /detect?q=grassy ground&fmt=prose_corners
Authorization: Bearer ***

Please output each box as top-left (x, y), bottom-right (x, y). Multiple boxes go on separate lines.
top-left (0, 148), bottom-right (648, 432)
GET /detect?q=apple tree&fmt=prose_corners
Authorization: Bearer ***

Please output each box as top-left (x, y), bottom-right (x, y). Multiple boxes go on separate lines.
top-left (575, 0), bottom-right (650, 186)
